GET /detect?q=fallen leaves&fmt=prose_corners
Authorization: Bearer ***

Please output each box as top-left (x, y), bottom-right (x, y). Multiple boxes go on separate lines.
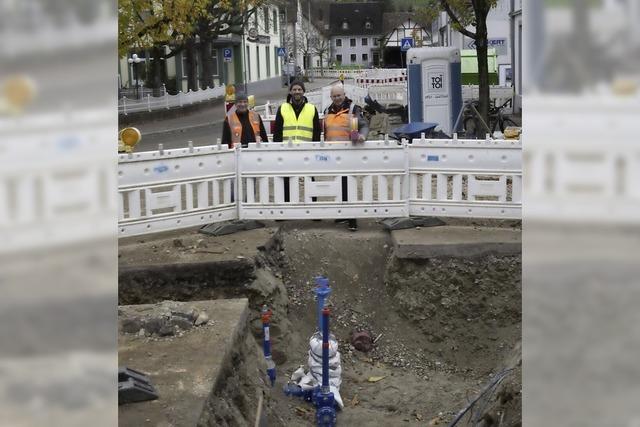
top-left (367, 375), bottom-right (386, 383)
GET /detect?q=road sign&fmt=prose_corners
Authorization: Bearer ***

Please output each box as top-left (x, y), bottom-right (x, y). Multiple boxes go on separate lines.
top-left (401, 37), bottom-right (414, 51)
top-left (277, 47), bottom-right (286, 57)
top-left (223, 48), bottom-right (232, 62)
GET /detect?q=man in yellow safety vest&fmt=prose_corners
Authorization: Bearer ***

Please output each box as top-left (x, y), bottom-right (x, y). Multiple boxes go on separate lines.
top-left (273, 80), bottom-right (321, 143)
top-left (273, 80), bottom-right (321, 202)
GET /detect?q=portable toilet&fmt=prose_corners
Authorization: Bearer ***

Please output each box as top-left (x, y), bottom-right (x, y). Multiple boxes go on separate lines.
top-left (406, 47), bottom-right (462, 136)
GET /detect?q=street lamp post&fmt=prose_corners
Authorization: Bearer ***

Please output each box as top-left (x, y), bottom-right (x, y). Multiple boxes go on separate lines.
top-left (127, 53), bottom-right (145, 99)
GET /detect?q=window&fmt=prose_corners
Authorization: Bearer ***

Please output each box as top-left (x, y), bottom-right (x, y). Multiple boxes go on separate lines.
top-left (342, 20), bottom-right (348, 30)
top-left (211, 47), bottom-right (219, 76)
top-left (273, 9), bottom-right (278, 33)
top-left (336, 38), bottom-right (342, 47)
top-left (364, 20), bottom-right (372, 30)
top-left (373, 38), bottom-right (378, 46)
top-left (362, 53), bottom-right (368, 62)
top-left (256, 46), bottom-right (261, 79)
top-left (266, 46), bottom-right (271, 77)
top-left (350, 38), bottom-right (356, 47)
top-left (361, 38), bottom-right (368, 46)
top-left (319, 9), bottom-right (323, 21)
top-left (336, 54), bottom-right (342, 64)
top-left (263, 7), bottom-right (269, 33)
top-left (350, 53), bottom-right (356, 63)
top-left (316, 59), bottom-right (320, 67)
top-left (181, 53), bottom-right (188, 78)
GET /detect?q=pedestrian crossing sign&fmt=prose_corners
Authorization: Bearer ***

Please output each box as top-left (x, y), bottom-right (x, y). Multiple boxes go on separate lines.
top-left (401, 37), bottom-right (414, 51)
top-left (277, 47), bottom-right (286, 57)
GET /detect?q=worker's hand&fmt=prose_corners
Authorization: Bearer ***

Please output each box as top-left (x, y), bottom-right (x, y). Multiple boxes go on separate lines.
top-left (356, 134), bottom-right (366, 144)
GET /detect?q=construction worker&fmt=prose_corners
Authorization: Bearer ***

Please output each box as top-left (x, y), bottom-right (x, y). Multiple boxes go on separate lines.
top-left (324, 84), bottom-right (369, 231)
top-left (273, 80), bottom-right (321, 202)
top-left (273, 80), bottom-right (321, 144)
top-left (221, 92), bottom-right (269, 148)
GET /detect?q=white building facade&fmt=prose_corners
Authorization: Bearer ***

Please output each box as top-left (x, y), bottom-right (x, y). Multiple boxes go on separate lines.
top-left (119, 4), bottom-right (283, 95)
top-left (331, 35), bottom-right (379, 67)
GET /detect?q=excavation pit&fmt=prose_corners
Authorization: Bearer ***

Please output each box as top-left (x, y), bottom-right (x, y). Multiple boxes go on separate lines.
top-left (118, 219), bottom-right (521, 426)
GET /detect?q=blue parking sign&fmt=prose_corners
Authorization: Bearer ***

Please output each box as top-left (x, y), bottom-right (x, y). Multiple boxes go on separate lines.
top-left (401, 37), bottom-right (414, 51)
top-left (277, 47), bottom-right (286, 57)
top-left (223, 48), bottom-right (232, 62)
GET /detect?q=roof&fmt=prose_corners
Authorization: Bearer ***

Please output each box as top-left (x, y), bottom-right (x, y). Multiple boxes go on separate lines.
top-left (382, 12), bottom-right (414, 34)
top-left (329, 2), bottom-right (383, 36)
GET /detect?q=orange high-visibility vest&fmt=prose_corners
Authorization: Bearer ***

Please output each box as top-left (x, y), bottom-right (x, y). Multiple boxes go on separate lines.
top-left (227, 106), bottom-right (261, 147)
top-left (324, 103), bottom-right (357, 141)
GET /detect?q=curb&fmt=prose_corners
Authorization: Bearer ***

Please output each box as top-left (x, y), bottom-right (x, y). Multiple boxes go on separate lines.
top-left (141, 120), bottom-right (224, 137)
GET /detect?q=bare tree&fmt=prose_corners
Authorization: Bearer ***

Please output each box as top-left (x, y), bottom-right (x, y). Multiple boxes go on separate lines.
top-left (312, 38), bottom-right (330, 76)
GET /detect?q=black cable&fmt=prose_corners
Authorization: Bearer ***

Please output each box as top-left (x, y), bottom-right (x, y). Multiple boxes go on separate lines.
top-left (470, 373), bottom-right (509, 425)
top-left (447, 368), bottom-right (514, 427)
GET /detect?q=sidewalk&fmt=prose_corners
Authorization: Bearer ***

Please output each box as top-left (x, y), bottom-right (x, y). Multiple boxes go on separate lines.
top-left (131, 78), bottom-right (336, 136)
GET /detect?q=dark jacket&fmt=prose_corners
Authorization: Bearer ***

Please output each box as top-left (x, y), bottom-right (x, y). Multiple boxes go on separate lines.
top-left (272, 95), bottom-right (321, 142)
top-left (324, 98), bottom-right (369, 139)
top-left (221, 110), bottom-right (269, 147)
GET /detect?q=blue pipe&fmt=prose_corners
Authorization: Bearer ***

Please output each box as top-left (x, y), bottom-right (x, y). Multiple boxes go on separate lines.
top-left (314, 276), bottom-right (331, 331)
top-left (321, 307), bottom-right (330, 392)
top-left (261, 305), bottom-right (276, 387)
top-left (314, 307), bottom-right (336, 426)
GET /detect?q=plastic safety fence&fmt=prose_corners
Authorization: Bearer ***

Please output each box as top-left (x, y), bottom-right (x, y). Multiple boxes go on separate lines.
top-left (117, 139), bottom-right (522, 237)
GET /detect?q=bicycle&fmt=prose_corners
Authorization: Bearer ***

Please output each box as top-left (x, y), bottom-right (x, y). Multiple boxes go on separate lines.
top-left (460, 98), bottom-right (519, 138)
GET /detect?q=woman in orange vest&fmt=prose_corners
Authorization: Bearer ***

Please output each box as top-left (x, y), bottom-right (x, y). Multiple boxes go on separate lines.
top-left (222, 92), bottom-right (269, 148)
top-left (324, 84), bottom-right (369, 231)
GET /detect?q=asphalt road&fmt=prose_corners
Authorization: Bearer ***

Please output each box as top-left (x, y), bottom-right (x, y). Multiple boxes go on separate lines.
top-left (137, 122), bottom-right (225, 151)
top-left (133, 78), bottom-right (338, 151)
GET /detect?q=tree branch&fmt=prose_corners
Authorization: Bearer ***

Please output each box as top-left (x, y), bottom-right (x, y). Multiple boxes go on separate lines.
top-left (439, 0), bottom-right (477, 39)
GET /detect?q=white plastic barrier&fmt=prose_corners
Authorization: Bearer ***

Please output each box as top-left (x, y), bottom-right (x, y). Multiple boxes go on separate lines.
top-left (367, 85), bottom-right (407, 105)
top-left (356, 69), bottom-right (407, 87)
top-left (118, 144), bottom-right (237, 237)
top-left (119, 85), bottom-right (227, 115)
top-left (1, 109), bottom-right (116, 253)
top-left (307, 69), bottom-right (363, 79)
top-left (117, 138), bottom-right (522, 237)
top-left (409, 137), bottom-right (522, 219)
top-left (238, 141), bottom-right (408, 220)
top-left (525, 95), bottom-right (640, 224)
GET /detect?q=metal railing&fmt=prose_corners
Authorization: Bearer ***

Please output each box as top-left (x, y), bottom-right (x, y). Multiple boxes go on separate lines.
top-left (118, 84), bottom-right (227, 115)
top-left (117, 137), bottom-right (522, 237)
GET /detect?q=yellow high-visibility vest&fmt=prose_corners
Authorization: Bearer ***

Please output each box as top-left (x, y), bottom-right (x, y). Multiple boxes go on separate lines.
top-left (280, 102), bottom-right (315, 142)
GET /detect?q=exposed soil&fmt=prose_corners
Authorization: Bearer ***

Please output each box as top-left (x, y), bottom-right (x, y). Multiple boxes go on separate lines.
top-left (258, 223), bottom-right (521, 426)
top-left (118, 220), bottom-right (521, 426)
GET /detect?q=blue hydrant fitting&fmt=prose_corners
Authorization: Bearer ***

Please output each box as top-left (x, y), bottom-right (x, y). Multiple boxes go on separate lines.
top-left (314, 276), bottom-right (331, 331)
top-left (261, 305), bottom-right (276, 387)
top-left (314, 307), bottom-right (336, 427)
top-left (284, 278), bottom-right (338, 426)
